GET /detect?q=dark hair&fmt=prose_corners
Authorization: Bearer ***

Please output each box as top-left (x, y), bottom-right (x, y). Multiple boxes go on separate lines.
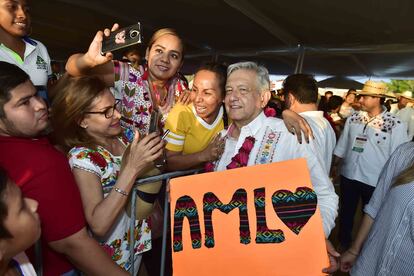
top-left (327, 95), bottom-right (343, 111)
top-left (0, 167), bottom-right (11, 239)
top-left (0, 62), bottom-right (30, 118)
top-left (325, 91), bottom-right (333, 96)
top-left (283, 74), bottom-right (318, 104)
top-left (195, 62), bottom-right (228, 97)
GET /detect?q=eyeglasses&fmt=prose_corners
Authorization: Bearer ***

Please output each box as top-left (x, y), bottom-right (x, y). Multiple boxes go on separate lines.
top-left (84, 99), bottom-right (121, 119)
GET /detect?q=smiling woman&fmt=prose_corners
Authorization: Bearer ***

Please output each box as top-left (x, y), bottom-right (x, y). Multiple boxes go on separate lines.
top-left (0, 0), bottom-right (52, 102)
top-left (65, 26), bottom-right (190, 136)
top-left (164, 62), bottom-right (227, 171)
top-left (51, 75), bottom-right (165, 273)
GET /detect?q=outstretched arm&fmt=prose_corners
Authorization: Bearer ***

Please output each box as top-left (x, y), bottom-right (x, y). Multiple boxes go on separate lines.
top-left (65, 25), bottom-right (119, 86)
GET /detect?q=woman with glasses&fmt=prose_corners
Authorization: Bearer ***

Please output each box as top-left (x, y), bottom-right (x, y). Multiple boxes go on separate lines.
top-left (50, 75), bottom-right (164, 274)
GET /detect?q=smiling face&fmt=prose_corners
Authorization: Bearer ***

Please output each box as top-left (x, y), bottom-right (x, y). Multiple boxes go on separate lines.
top-left (145, 34), bottom-right (183, 82)
top-left (0, 79), bottom-right (49, 137)
top-left (192, 70), bottom-right (224, 124)
top-left (225, 69), bottom-right (269, 127)
top-left (80, 89), bottom-right (122, 140)
top-left (0, 0), bottom-right (30, 38)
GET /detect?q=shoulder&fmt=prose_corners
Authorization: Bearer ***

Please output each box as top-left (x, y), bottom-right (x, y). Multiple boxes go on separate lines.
top-left (167, 103), bottom-right (194, 122)
top-left (264, 116), bottom-right (288, 132)
top-left (68, 146), bottom-right (109, 170)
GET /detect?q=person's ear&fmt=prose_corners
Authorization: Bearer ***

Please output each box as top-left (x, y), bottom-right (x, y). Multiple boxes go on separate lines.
top-left (260, 90), bottom-right (271, 108)
top-left (145, 47), bottom-right (150, 61)
top-left (78, 118), bottom-right (88, 129)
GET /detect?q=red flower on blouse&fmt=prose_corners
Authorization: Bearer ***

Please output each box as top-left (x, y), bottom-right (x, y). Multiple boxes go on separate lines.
top-left (88, 152), bottom-right (107, 168)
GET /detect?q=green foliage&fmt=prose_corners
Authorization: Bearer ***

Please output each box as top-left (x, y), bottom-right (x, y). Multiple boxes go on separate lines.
top-left (387, 80), bottom-right (414, 94)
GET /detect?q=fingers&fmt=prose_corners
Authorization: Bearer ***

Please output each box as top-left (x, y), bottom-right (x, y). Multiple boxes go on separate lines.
top-left (111, 23), bottom-right (119, 32)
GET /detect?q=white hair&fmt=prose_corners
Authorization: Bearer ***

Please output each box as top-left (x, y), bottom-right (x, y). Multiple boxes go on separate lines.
top-left (227, 61), bottom-right (270, 92)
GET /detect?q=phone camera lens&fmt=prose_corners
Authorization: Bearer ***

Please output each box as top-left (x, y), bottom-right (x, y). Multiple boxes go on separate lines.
top-left (129, 30), bottom-right (139, 38)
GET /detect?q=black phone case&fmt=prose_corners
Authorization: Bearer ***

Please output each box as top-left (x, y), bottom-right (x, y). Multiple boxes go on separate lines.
top-left (101, 23), bottom-right (142, 54)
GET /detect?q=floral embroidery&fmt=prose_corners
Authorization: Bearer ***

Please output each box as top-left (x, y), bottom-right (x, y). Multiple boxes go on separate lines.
top-left (113, 61), bottom-right (187, 137)
top-left (67, 130), bottom-right (152, 270)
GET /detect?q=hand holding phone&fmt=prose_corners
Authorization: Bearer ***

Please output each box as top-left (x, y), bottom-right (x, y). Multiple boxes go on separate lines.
top-left (101, 23), bottom-right (142, 55)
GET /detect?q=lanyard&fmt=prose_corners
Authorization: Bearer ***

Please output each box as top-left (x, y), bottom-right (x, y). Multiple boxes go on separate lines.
top-left (363, 115), bottom-right (378, 134)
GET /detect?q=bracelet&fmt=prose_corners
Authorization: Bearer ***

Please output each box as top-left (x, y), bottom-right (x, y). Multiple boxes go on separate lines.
top-left (114, 187), bottom-right (129, 197)
top-left (347, 249), bottom-right (359, 256)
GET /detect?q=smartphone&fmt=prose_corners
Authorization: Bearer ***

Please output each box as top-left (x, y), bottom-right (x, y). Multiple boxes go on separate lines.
top-left (148, 110), bottom-right (160, 134)
top-left (101, 23), bottom-right (142, 54)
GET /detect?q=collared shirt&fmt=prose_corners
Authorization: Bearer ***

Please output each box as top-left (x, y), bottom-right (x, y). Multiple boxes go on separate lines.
top-left (351, 142), bottom-right (414, 276)
top-left (215, 112), bottom-right (338, 237)
top-left (395, 106), bottom-right (414, 140)
top-left (0, 38), bottom-right (51, 86)
top-left (334, 109), bottom-right (409, 187)
top-left (300, 111), bottom-right (336, 173)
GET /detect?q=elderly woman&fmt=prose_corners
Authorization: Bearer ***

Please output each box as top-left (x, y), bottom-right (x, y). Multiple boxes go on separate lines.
top-left (65, 25), bottom-right (190, 136)
top-left (51, 75), bottom-right (164, 274)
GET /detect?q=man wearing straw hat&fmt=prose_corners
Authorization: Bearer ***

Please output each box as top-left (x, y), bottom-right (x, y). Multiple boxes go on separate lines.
top-left (333, 80), bottom-right (410, 250)
top-left (390, 91), bottom-right (414, 140)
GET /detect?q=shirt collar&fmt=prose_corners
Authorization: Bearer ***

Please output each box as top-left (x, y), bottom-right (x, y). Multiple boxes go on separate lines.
top-left (227, 111), bottom-right (266, 138)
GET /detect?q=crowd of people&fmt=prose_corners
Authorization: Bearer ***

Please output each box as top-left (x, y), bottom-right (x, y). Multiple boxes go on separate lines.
top-left (1, 1), bottom-right (414, 276)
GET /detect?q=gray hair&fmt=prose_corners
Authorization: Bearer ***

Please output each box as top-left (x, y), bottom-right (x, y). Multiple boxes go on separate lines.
top-left (227, 61), bottom-right (270, 92)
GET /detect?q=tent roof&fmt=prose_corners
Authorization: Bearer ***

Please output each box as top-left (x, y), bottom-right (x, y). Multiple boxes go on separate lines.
top-left (30, 0), bottom-right (414, 77)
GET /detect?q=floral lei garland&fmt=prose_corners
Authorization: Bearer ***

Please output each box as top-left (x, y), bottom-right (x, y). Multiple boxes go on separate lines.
top-left (204, 136), bottom-right (256, 172)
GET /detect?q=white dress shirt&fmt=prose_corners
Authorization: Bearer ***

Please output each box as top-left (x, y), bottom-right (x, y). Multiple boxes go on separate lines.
top-left (300, 111), bottom-right (336, 174)
top-left (215, 112), bottom-right (338, 237)
top-left (395, 106), bottom-right (414, 140)
top-left (334, 109), bottom-right (409, 187)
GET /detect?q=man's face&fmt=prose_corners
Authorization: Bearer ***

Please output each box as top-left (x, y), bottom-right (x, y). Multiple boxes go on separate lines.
top-left (0, 0), bottom-right (30, 37)
top-left (399, 96), bottom-right (410, 108)
top-left (225, 69), bottom-right (267, 127)
top-left (0, 80), bottom-right (49, 137)
top-left (359, 95), bottom-right (380, 113)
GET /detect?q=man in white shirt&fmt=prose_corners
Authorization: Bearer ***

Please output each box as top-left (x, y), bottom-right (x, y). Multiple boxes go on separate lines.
top-left (333, 80), bottom-right (409, 250)
top-left (390, 91), bottom-right (414, 140)
top-left (282, 74), bottom-right (336, 173)
top-left (213, 61), bottom-right (339, 273)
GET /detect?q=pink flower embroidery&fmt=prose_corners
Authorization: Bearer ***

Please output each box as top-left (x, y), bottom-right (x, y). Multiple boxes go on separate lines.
top-left (102, 244), bottom-right (115, 258)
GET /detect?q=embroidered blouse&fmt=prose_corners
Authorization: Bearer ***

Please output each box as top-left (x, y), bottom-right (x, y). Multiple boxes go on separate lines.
top-left (67, 132), bottom-right (151, 271)
top-left (112, 61), bottom-right (188, 136)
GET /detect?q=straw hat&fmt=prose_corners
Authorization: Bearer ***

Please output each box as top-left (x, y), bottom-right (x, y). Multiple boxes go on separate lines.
top-left (399, 91), bottom-right (414, 100)
top-left (358, 80), bottom-right (388, 97)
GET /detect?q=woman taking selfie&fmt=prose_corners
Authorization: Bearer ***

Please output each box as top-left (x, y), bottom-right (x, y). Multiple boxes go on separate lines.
top-left (51, 75), bottom-right (164, 274)
top-left (65, 24), bottom-right (190, 136)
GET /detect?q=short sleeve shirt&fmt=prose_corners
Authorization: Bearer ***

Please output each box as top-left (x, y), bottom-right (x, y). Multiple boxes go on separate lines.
top-left (0, 136), bottom-right (86, 276)
top-left (0, 38), bottom-right (51, 86)
top-left (164, 103), bottom-right (224, 154)
top-left (68, 133), bottom-right (151, 271)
